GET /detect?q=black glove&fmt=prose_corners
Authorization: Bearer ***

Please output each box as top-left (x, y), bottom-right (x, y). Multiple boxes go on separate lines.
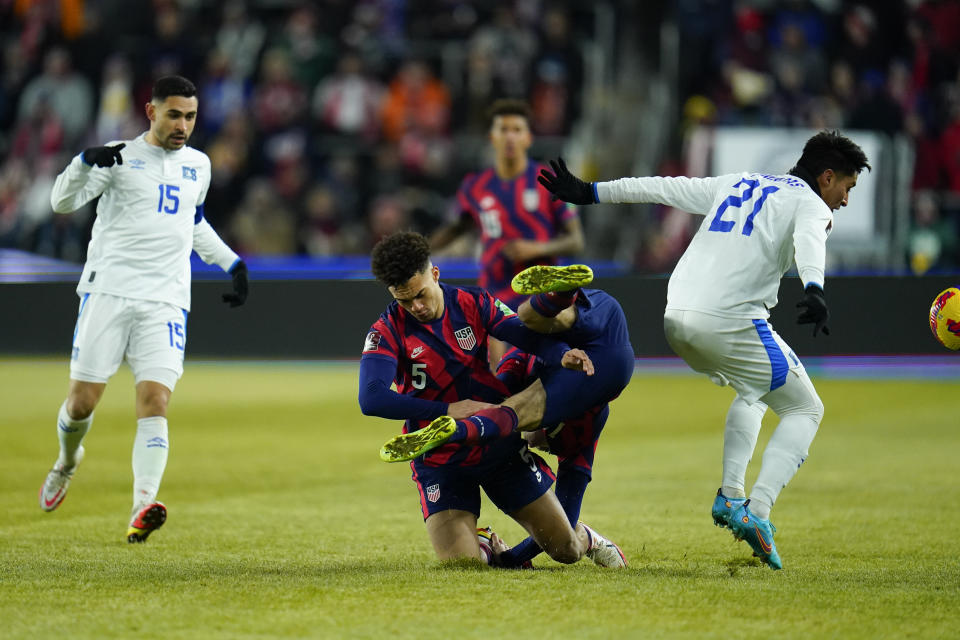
top-left (796, 284), bottom-right (830, 336)
top-left (222, 260), bottom-right (248, 307)
top-left (537, 157), bottom-right (596, 205)
top-left (82, 143), bottom-right (125, 168)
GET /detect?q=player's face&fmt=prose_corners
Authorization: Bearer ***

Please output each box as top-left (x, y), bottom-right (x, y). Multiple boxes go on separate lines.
top-left (490, 115), bottom-right (532, 162)
top-left (389, 265), bottom-right (444, 323)
top-left (819, 170), bottom-right (858, 211)
top-left (146, 95), bottom-right (198, 151)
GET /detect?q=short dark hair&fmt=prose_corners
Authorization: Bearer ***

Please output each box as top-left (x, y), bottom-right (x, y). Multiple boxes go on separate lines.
top-left (152, 75), bottom-right (197, 102)
top-left (371, 231), bottom-right (431, 288)
top-left (797, 130), bottom-right (871, 177)
top-left (486, 99), bottom-right (532, 127)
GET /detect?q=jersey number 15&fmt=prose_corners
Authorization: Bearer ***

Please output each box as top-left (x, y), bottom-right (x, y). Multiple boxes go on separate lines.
top-left (709, 179), bottom-right (778, 237)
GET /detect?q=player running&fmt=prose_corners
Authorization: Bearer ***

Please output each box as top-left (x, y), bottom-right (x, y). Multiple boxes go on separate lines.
top-left (537, 130), bottom-right (870, 569)
top-left (430, 99), bottom-right (584, 366)
top-left (359, 231), bottom-right (625, 568)
top-left (40, 75), bottom-right (247, 543)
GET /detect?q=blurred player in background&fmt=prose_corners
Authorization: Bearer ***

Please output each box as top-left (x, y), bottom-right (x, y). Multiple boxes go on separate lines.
top-left (359, 232), bottom-right (625, 568)
top-left (538, 131), bottom-right (870, 569)
top-left (40, 75), bottom-right (248, 543)
top-left (430, 99), bottom-right (584, 366)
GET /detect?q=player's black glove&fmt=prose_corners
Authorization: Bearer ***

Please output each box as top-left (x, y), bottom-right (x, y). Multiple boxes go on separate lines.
top-left (82, 143), bottom-right (125, 168)
top-left (537, 157), bottom-right (596, 205)
top-left (796, 284), bottom-right (830, 336)
top-left (222, 260), bottom-right (248, 307)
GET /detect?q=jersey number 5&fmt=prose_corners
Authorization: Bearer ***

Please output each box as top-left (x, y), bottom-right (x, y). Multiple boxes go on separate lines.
top-left (709, 179), bottom-right (778, 237)
top-left (411, 363), bottom-right (427, 389)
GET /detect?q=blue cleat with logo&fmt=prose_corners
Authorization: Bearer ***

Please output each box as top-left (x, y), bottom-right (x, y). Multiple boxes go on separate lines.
top-left (729, 501), bottom-right (782, 570)
top-left (711, 488), bottom-right (746, 529)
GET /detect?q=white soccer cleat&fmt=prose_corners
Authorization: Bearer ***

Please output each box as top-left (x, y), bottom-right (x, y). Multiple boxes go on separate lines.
top-left (38, 446), bottom-right (84, 512)
top-left (581, 522), bottom-right (628, 568)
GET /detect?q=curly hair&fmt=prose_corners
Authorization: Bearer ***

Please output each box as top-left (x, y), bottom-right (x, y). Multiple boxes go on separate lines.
top-left (370, 231), bottom-right (432, 287)
top-left (797, 130), bottom-right (871, 177)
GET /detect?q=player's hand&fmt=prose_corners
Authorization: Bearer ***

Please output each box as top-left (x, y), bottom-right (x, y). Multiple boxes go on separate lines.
top-left (222, 260), bottom-right (248, 307)
top-left (501, 239), bottom-right (543, 262)
top-left (537, 157), bottom-right (595, 205)
top-left (447, 399), bottom-right (496, 419)
top-left (82, 143), bottom-right (125, 168)
top-left (796, 284), bottom-right (830, 336)
top-left (561, 348), bottom-right (594, 375)
top-left (522, 429), bottom-right (550, 452)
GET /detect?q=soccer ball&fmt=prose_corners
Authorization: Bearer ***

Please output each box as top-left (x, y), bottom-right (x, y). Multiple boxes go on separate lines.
top-left (929, 287), bottom-right (960, 351)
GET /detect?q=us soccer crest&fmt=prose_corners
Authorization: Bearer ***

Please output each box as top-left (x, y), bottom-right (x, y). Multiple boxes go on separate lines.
top-left (454, 326), bottom-right (476, 351)
top-left (363, 331), bottom-right (381, 352)
top-left (426, 484), bottom-right (440, 502)
top-left (523, 188), bottom-right (540, 211)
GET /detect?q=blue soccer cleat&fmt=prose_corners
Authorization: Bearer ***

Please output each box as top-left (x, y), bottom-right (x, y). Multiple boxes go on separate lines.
top-left (729, 501), bottom-right (782, 570)
top-left (711, 488), bottom-right (746, 529)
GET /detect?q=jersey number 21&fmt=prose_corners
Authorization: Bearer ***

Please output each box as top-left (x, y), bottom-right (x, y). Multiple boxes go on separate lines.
top-left (709, 179), bottom-right (778, 237)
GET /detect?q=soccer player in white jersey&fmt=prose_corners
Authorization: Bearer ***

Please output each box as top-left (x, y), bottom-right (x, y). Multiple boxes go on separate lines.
top-left (40, 75), bottom-right (248, 543)
top-left (538, 131), bottom-right (870, 569)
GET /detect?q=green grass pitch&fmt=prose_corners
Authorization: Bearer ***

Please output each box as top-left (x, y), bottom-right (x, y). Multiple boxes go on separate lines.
top-left (2, 358), bottom-right (958, 639)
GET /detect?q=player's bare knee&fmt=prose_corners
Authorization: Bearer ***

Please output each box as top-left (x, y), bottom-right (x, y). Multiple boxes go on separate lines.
top-left (543, 535), bottom-right (582, 564)
top-left (65, 395), bottom-right (95, 420)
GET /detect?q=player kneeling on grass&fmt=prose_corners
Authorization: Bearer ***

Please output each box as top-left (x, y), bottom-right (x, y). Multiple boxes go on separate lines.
top-left (359, 232), bottom-right (624, 568)
top-left (382, 264), bottom-right (635, 568)
top-left (537, 131), bottom-right (871, 570)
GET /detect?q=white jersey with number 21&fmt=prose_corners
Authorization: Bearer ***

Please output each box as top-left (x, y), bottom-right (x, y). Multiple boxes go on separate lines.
top-left (598, 172), bottom-right (833, 319)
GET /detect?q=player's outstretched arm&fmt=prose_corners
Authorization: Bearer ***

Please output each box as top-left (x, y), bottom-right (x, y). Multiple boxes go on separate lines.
top-left (537, 158), bottom-right (596, 205)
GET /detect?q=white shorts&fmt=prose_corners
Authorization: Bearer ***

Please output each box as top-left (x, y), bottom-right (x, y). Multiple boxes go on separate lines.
top-left (663, 309), bottom-right (805, 404)
top-left (70, 292), bottom-right (187, 391)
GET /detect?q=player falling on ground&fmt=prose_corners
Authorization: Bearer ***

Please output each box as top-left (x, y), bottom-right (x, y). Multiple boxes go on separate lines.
top-left (536, 131), bottom-right (870, 569)
top-left (430, 99), bottom-right (584, 366)
top-left (359, 232), bottom-right (625, 568)
top-left (380, 263), bottom-right (634, 568)
top-left (40, 75), bottom-right (248, 543)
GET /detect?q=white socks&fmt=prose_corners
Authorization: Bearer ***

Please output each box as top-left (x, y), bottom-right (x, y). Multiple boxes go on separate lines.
top-left (750, 413), bottom-right (819, 516)
top-left (132, 416), bottom-right (169, 507)
top-left (57, 400), bottom-right (92, 467)
top-left (721, 396), bottom-right (766, 498)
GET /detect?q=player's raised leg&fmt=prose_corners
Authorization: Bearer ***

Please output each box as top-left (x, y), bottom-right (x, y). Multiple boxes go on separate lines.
top-left (39, 381), bottom-right (103, 512)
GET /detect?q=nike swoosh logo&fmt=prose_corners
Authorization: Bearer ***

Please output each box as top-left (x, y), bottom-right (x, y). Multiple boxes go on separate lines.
top-left (43, 490), bottom-right (63, 508)
top-left (753, 523), bottom-right (773, 554)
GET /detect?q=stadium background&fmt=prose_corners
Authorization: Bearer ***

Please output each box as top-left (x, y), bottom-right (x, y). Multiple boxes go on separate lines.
top-left (2, 0), bottom-right (959, 355)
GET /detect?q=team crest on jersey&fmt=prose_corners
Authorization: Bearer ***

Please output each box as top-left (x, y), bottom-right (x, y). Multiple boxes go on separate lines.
top-left (363, 330), bottom-right (381, 352)
top-left (426, 484), bottom-right (440, 502)
top-left (523, 188), bottom-right (540, 211)
top-left (182, 166), bottom-right (198, 181)
top-left (128, 158), bottom-right (145, 170)
top-left (494, 299), bottom-right (516, 317)
top-left (454, 326), bottom-right (477, 351)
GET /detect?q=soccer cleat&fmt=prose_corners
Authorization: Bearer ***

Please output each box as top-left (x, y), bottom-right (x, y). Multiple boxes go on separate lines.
top-left (126, 502), bottom-right (167, 543)
top-left (39, 446), bottom-right (85, 512)
top-left (477, 526), bottom-right (495, 565)
top-left (479, 526), bottom-right (533, 569)
top-left (581, 522), bottom-right (627, 568)
top-left (510, 264), bottom-right (594, 295)
top-left (712, 488), bottom-right (747, 529)
top-left (379, 416), bottom-right (456, 463)
top-left (729, 501), bottom-right (782, 570)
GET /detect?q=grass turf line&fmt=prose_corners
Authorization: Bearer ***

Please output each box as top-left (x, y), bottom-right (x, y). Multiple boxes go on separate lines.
top-left (1, 359), bottom-right (958, 639)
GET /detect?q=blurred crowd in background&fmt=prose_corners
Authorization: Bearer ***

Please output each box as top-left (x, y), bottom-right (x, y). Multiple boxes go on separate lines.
top-left (671, 0), bottom-right (960, 273)
top-left (1, 0), bottom-right (959, 273)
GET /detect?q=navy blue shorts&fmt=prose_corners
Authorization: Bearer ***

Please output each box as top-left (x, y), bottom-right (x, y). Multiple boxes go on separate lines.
top-left (410, 436), bottom-right (555, 520)
top-left (540, 345), bottom-right (634, 427)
